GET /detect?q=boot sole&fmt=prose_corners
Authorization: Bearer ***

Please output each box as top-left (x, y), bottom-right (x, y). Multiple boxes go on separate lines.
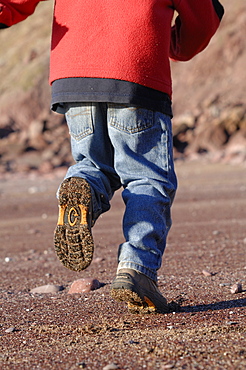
top-left (111, 287), bottom-right (157, 314)
top-left (54, 177), bottom-right (94, 271)
top-left (111, 276), bottom-right (168, 314)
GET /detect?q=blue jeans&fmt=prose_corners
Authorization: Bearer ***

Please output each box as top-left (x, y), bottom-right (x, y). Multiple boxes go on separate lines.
top-left (63, 102), bottom-right (177, 281)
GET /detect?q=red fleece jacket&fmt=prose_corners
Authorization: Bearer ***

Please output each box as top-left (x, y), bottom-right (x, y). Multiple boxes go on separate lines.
top-left (0, 0), bottom-right (224, 97)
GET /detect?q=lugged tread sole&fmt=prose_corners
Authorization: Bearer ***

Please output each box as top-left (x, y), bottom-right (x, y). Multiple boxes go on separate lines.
top-left (110, 287), bottom-right (157, 314)
top-left (54, 177), bottom-right (94, 272)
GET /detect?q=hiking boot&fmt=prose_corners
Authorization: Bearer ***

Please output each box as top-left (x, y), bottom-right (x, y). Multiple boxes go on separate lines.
top-left (54, 177), bottom-right (94, 271)
top-left (110, 268), bottom-right (169, 314)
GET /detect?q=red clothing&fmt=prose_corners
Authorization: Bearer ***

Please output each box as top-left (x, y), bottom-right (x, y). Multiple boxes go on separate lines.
top-left (0, 0), bottom-right (224, 97)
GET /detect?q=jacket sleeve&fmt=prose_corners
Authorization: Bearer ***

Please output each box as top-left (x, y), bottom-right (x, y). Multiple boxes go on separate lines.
top-left (0, 0), bottom-right (46, 28)
top-left (170, 0), bottom-right (224, 61)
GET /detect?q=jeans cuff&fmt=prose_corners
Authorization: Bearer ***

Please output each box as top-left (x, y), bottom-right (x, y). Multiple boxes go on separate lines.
top-left (117, 261), bottom-right (157, 282)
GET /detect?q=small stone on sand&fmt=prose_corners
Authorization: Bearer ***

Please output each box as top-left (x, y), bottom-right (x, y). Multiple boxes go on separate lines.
top-left (5, 327), bottom-right (16, 333)
top-left (30, 284), bottom-right (64, 294)
top-left (202, 269), bottom-right (213, 277)
top-left (68, 278), bottom-right (101, 294)
top-left (103, 363), bottom-right (119, 370)
top-left (230, 283), bottom-right (243, 294)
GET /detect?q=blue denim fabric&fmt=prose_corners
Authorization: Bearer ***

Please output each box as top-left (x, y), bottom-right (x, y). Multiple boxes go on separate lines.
top-left (63, 102), bottom-right (177, 281)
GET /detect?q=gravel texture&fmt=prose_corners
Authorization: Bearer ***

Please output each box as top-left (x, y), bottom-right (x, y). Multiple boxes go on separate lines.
top-left (0, 162), bottom-right (245, 369)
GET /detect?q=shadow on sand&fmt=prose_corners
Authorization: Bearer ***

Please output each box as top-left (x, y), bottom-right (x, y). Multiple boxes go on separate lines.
top-left (181, 297), bottom-right (246, 313)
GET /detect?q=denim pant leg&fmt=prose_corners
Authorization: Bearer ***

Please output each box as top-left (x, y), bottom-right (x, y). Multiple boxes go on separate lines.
top-left (63, 103), bottom-right (121, 222)
top-left (107, 104), bottom-right (177, 281)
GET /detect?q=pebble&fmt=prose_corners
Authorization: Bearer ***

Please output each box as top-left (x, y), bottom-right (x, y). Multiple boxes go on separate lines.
top-left (226, 321), bottom-right (238, 325)
top-left (28, 186), bottom-right (38, 194)
top-left (30, 284), bottom-right (64, 294)
top-left (68, 278), bottom-right (101, 294)
top-left (4, 257), bottom-right (12, 262)
top-left (230, 283), bottom-right (243, 294)
top-left (202, 269), bottom-right (213, 277)
top-left (161, 362), bottom-right (176, 369)
top-left (103, 363), bottom-right (119, 370)
top-left (92, 257), bottom-right (105, 264)
top-left (128, 340), bottom-right (139, 344)
top-left (212, 230), bottom-right (221, 235)
top-left (77, 362), bottom-right (86, 368)
top-left (219, 283), bottom-right (231, 287)
top-left (5, 327), bottom-right (16, 333)
top-left (27, 229), bottom-right (40, 235)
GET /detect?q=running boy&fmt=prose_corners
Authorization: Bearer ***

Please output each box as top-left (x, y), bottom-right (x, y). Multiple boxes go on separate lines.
top-left (0, 0), bottom-right (224, 313)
